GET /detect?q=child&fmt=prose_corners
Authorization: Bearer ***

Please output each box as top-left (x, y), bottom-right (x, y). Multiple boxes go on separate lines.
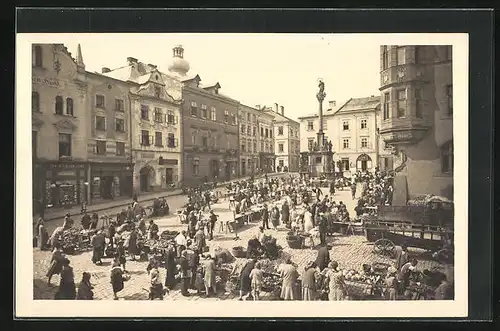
top-left (249, 262), bottom-right (264, 301)
top-left (385, 266), bottom-right (398, 300)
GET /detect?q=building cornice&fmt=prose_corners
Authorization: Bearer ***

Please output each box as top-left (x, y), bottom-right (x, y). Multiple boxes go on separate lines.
top-left (183, 86), bottom-right (240, 106)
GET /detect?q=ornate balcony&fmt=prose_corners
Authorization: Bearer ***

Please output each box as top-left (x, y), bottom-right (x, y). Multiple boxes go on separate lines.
top-left (379, 119), bottom-right (430, 145)
top-left (380, 63), bottom-right (430, 89)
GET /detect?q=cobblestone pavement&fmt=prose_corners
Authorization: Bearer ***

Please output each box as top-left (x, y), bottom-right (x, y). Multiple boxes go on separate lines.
top-left (33, 188), bottom-right (452, 300)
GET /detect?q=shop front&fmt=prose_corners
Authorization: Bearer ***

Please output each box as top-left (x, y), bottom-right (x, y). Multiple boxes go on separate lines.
top-left (90, 163), bottom-right (134, 202)
top-left (41, 162), bottom-right (88, 208)
top-left (259, 153), bottom-right (276, 174)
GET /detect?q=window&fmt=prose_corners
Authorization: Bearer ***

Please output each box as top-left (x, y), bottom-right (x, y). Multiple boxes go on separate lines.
top-left (446, 85), bottom-right (453, 116)
top-left (96, 95), bottom-right (105, 108)
top-left (154, 86), bottom-right (161, 98)
top-left (33, 45), bottom-right (43, 67)
top-left (32, 92), bottom-right (40, 112)
top-left (32, 131), bottom-right (37, 159)
top-left (115, 118), bottom-right (125, 132)
top-left (167, 110), bottom-right (176, 124)
top-left (116, 142), bottom-right (125, 156)
top-left (155, 132), bottom-right (163, 147)
top-left (55, 96), bottom-right (63, 115)
top-left (415, 88), bottom-right (423, 118)
top-left (253, 141), bottom-right (257, 152)
top-left (279, 160), bottom-right (284, 167)
top-left (247, 126), bottom-right (251, 135)
top-left (241, 140), bottom-right (246, 152)
top-left (192, 159), bottom-right (199, 175)
top-left (141, 105), bottom-right (149, 120)
top-left (396, 46), bottom-right (405, 65)
top-left (307, 121), bottom-right (314, 131)
top-left (167, 133), bottom-right (176, 148)
top-left (202, 136), bottom-right (208, 147)
top-left (201, 104), bottom-right (207, 118)
top-left (278, 126), bottom-right (284, 135)
top-left (95, 116), bottom-right (106, 131)
top-left (441, 141), bottom-right (453, 173)
top-left (241, 125), bottom-right (246, 135)
top-left (191, 132), bottom-right (197, 145)
top-left (343, 139), bottom-right (349, 149)
top-left (96, 140), bottom-right (107, 155)
top-left (253, 126), bottom-right (256, 136)
top-left (154, 107), bottom-right (163, 122)
top-left (383, 92), bottom-right (391, 120)
top-left (115, 99), bottom-right (124, 112)
top-left (397, 89), bottom-right (406, 118)
top-left (248, 141), bottom-right (252, 153)
top-left (66, 98), bottom-right (74, 116)
top-left (247, 113), bottom-right (251, 122)
top-left (265, 128), bottom-right (269, 138)
top-left (260, 127), bottom-right (264, 136)
top-left (210, 107), bottom-right (216, 121)
top-left (58, 133), bottom-right (71, 157)
top-left (445, 46), bottom-right (452, 61)
top-left (261, 141), bottom-right (264, 151)
top-left (308, 138), bottom-right (314, 151)
top-left (224, 110), bottom-right (229, 123)
top-left (252, 114), bottom-right (256, 122)
top-left (342, 120), bottom-right (349, 131)
top-left (360, 119), bottom-right (367, 129)
top-left (231, 114), bottom-right (237, 125)
top-left (278, 143), bottom-right (284, 152)
top-left (361, 137), bottom-right (368, 148)
top-left (141, 130), bottom-right (150, 146)
top-left (341, 158), bottom-right (350, 171)
top-left (382, 46), bottom-right (389, 70)
top-left (191, 101), bottom-right (198, 116)
top-left (269, 130), bottom-right (272, 138)
top-left (415, 46), bottom-right (421, 64)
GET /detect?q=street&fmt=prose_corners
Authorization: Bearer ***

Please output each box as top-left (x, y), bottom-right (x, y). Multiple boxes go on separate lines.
top-left (33, 186), bottom-right (451, 301)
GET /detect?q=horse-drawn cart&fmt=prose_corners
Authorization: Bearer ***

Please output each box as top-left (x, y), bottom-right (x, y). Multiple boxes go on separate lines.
top-left (365, 196), bottom-right (454, 264)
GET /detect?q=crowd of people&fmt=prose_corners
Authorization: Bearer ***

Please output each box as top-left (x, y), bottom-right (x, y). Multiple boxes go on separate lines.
top-left (33, 168), bottom-right (452, 301)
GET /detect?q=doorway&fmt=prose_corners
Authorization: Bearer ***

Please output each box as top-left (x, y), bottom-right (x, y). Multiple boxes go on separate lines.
top-left (101, 176), bottom-right (113, 199)
top-left (139, 166), bottom-right (154, 192)
top-left (165, 168), bottom-right (173, 184)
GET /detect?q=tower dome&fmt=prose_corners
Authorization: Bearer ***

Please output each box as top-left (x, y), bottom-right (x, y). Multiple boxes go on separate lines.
top-left (168, 45), bottom-right (190, 77)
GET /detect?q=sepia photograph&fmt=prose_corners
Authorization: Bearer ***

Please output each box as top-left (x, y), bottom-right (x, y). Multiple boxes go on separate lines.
top-left (16, 32), bottom-right (469, 318)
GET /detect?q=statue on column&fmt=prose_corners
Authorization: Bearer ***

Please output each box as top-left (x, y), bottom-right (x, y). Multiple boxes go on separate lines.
top-left (316, 79), bottom-right (326, 101)
top-left (328, 140), bottom-right (333, 152)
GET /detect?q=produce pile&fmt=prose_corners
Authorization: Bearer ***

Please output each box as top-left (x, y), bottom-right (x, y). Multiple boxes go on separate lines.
top-left (261, 235), bottom-right (281, 259)
top-left (59, 228), bottom-right (92, 254)
top-left (262, 272), bottom-right (281, 292)
top-left (342, 269), bottom-right (382, 285)
top-left (160, 230), bottom-right (179, 241)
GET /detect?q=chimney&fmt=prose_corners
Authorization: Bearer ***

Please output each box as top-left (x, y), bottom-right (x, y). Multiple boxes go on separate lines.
top-left (274, 103), bottom-right (279, 113)
top-left (127, 57), bottom-right (138, 65)
top-left (280, 106), bottom-right (284, 116)
top-left (101, 67), bottom-right (111, 73)
top-left (329, 100), bottom-right (336, 108)
top-left (148, 63), bottom-right (157, 70)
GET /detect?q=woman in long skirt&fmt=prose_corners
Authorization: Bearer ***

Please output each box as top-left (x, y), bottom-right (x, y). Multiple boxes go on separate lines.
top-left (271, 206), bottom-right (280, 230)
top-left (278, 259), bottom-right (298, 301)
top-left (203, 256), bottom-right (216, 297)
top-left (54, 258), bottom-right (76, 300)
top-left (110, 260), bottom-right (125, 300)
top-left (127, 227), bottom-right (139, 261)
top-left (301, 262), bottom-right (318, 301)
top-left (77, 272), bottom-right (94, 300)
top-left (164, 245), bottom-right (177, 290)
top-left (36, 218), bottom-right (49, 251)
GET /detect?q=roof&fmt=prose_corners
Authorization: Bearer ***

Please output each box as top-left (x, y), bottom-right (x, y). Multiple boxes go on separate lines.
top-left (263, 109), bottom-right (299, 125)
top-left (297, 99), bottom-right (349, 120)
top-left (336, 96), bottom-right (380, 113)
top-left (102, 65), bottom-right (138, 82)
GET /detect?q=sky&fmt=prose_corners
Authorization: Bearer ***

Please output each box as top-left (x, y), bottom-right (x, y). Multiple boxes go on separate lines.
top-left (52, 34), bottom-right (381, 121)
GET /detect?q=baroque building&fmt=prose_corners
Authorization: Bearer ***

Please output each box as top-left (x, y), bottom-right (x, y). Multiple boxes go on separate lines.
top-left (103, 57), bottom-right (183, 194)
top-left (238, 104), bottom-right (276, 176)
top-left (32, 44), bottom-right (90, 211)
top-left (379, 45), bottom-right (453, 202)
top-left (167, 46), bottom-right (240, 185)
top-left (263, 104), bottom-right (300, 172)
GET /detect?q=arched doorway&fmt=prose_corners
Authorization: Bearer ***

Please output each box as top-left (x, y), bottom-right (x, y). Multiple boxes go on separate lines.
top-left (139, 165), bottom-right (155, 192)
top-left (356, 154), bottom-right (372, 172)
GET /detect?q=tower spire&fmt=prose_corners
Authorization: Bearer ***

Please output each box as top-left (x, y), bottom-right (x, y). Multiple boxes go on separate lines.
top-left (76, 44), bottom-right (85, 69)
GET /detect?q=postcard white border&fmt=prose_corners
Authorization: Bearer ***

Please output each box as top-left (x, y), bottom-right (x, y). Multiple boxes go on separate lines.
top-left (15, 33), bottom-right (468, 318)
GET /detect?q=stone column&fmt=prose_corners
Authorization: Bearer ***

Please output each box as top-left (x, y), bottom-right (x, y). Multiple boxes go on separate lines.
top-left (316, 80), bottom-right (326, 149)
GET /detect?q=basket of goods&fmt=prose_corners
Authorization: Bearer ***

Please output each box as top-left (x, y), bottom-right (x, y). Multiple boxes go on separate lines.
top-left (231, 246), bottom-right (247, 258)
top-left (225, 275), bottom-right (240, 294)
top-left (160, 230), bottom-right (179, 241)
top-left (261, 235), bottom-right (280, 259)
top-left (60, 228), bottom-right (84, 254)
top-left (262, 272), bottom-right (282, 293)
top-left (214, 248), bottom-right (235, 264)
top-left (286, 234), bottom-right (303, 249)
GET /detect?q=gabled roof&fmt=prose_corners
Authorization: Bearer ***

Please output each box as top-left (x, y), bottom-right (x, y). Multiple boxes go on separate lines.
top-left (335, 96), bottom-right (380, 113)
top-left (136, 70), bottom-right (165, 86)
top-left (203, 82), bottom-right (221, 90)
top-left (102, 65), bottom-right (138, 83)
top-left (181, 74), bottom-right (201, 83)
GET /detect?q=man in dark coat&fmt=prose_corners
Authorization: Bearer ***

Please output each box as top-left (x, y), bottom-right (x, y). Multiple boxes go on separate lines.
top-left (317, 213), bottom-right (327, 246)
top-left (315, 243), bottom-right (331, 271)
top-left (177, 251), bottom-right (190, 296)
top-left (281, 200), bottom-right (290, 228)
top-left (261, 204), bottom-right (270, 230)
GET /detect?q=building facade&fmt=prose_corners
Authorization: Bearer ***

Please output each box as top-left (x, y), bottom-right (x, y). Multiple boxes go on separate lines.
top-left (32, 44), bottom-right (90, 210)
top-left (299, 97), bottom-right (394, 176)
top-left (263, 104), bottom-right (300, 172)
top-left (238, 104), bottom-right (276, 176)
top-left (103, 57), bottom-right (183, 194)
top-left (167, 46), bottom-right (240, 185)
top-left (86, 65), bottom-right (134, 202)
top-left (379, 45), bottom-right (453, 201)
